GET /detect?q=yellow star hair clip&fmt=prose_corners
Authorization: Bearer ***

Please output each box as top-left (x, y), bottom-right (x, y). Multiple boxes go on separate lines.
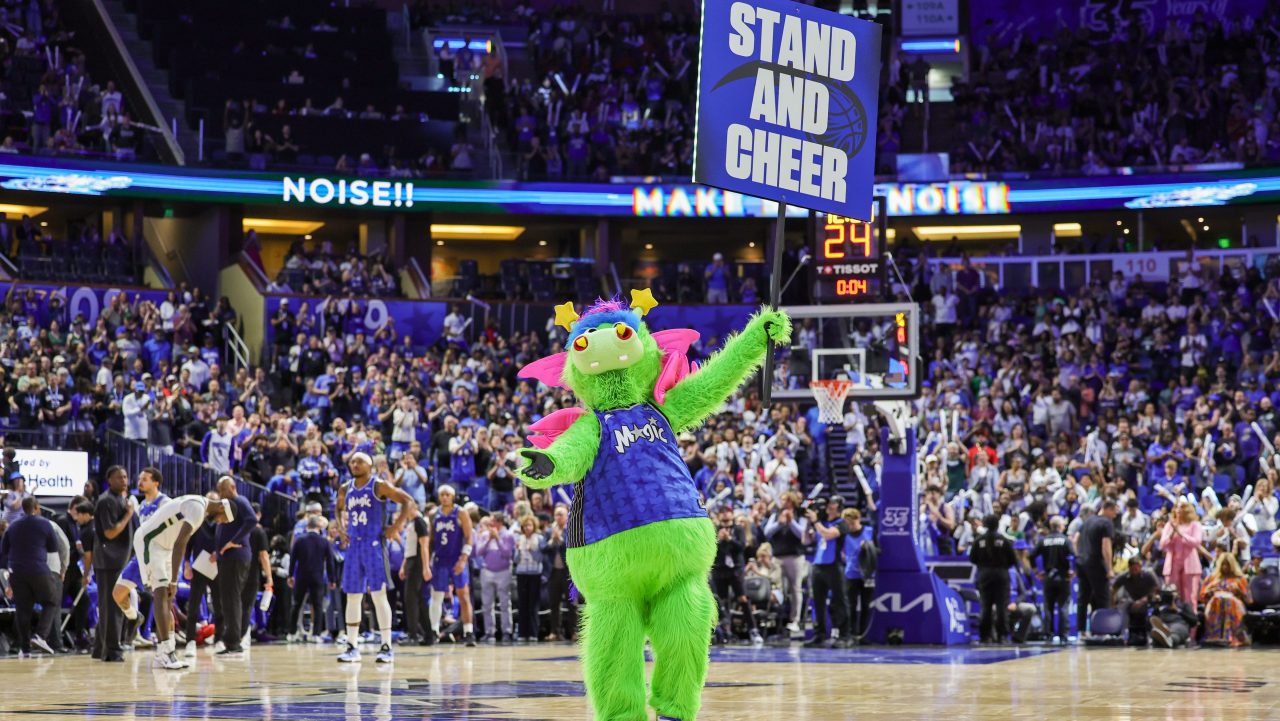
top-left (630, 287), bottom-right (659, 317)
top-left (553, 301), bottom-right (580, 331)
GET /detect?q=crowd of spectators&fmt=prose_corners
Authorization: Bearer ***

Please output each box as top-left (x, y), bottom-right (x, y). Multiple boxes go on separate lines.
top-left (0, 3), bottom-right (157, 160)
top-left (951, 7), bottom-right (1280, 174)
top-left (261, 236), bottom-right (402, 298)
top-left (7, 240), bottom-right (1280, 654)
top-left (415, 1), bottom-right (1280, 179)
top-left (901, 249), bottom-right (1280, 645)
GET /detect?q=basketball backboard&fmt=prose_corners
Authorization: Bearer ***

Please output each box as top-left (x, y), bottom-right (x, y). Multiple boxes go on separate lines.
top-left (772, 302), bottom-right (921, 402)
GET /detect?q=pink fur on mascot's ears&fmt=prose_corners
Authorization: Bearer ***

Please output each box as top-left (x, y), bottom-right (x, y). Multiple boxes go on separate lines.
top-left (518, 352), bottom-right (569, 389)
top-left (527, 407), bottom-right (588, 448)
top-left (651, 328), bottom-right (700, 405)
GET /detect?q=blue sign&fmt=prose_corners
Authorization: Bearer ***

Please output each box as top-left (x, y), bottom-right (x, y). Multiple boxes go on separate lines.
top-left (693, 0), bottom-right (882, 220)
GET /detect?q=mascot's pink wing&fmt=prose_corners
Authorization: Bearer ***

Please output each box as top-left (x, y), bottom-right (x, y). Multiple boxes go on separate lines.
top-left (527, 407), bottom-right (588, 448)
top-left (518, 352), bottom-right (569, 389)
top-left (651, 328), bottom-right (701, 406)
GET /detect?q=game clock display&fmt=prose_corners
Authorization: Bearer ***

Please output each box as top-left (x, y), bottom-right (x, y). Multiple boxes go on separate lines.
top-left (812, 202), bottom-right (885, 300)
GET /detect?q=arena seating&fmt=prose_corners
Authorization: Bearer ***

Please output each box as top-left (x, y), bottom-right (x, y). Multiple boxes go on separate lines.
top-left (122, 0), bottom-right (463, 170)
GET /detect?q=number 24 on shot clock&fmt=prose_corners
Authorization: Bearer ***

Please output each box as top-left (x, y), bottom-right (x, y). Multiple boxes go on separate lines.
top-left (692, 0), bottom-right (882, 221)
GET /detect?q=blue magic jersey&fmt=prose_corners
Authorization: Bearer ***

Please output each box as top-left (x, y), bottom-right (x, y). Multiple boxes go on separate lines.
top-left (345, 479), bottom-right (385, 542)
top-left (433, 506), bottom-right (464, 563)
top-left (139, 493), bottom-right (170, 521)
top-left (567, 403), bottom-right (706, 548)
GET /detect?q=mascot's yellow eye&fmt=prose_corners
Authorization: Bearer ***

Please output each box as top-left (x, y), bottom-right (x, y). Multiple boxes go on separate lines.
top-left (615, 323), bottom-right (633, 340)
top-left (573, 336), bottom-right (589, 351)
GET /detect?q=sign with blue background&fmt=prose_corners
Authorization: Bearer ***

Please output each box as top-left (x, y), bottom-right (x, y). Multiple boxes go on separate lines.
top-left (693, 0), bottom-right (882, 221)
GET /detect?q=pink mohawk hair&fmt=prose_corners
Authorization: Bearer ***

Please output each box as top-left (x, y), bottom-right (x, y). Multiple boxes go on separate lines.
top-left (580, 297), bottom-right (629, 318)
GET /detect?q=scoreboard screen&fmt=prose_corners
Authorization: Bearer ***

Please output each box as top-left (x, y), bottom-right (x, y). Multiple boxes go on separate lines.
top-left (812, 200), bottom-right (885, 300)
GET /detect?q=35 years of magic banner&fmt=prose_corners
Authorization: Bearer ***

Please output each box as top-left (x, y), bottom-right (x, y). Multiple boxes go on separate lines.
top-left (693, 0), bottom-right (882, 221)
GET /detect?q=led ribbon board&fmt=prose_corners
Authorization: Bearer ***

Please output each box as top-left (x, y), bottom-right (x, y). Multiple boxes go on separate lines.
top-left (0, 157), bottom-right (1278, 216)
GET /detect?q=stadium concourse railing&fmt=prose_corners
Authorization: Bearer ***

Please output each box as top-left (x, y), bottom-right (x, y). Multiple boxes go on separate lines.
top-left (104, 431), bottom-right (299, 517)
top-left (928, 247), bottom-right (1280, 292)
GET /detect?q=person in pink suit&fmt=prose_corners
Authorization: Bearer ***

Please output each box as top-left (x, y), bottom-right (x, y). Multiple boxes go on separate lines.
top-left (1160, 501), bottom-right (1205, 606)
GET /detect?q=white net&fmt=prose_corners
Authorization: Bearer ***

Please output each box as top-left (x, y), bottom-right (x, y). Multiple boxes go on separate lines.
top-left (809, 379), bottom-right (853, 424)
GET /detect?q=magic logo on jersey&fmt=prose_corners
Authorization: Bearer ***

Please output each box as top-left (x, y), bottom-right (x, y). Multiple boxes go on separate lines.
top-left (612, 418), bottom-right (668, 454)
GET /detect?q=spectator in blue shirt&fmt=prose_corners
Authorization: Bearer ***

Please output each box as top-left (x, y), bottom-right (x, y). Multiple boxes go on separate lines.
top-left (841, 508), bottom-right (876, 644)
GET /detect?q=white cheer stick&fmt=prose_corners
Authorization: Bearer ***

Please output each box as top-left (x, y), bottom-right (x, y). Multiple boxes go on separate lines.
top-left (711, 487), bottom-right (733, 508)
top-left (556, 488), bottom-right (572, 506)
top-left (852, 464), bottom-right (873, 500)
top-left (1252, 422), bottom-right (1274, 455)
top-left (800, 483), bottom-right (825, 509)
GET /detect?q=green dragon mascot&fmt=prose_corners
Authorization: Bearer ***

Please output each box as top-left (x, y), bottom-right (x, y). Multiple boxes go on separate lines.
top-left (514, 289), bottom-right (791, 721)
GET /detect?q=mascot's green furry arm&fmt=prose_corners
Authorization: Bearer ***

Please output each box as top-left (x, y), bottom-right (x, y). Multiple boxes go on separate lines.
top-left (513, 289), bottom-right (790, 721)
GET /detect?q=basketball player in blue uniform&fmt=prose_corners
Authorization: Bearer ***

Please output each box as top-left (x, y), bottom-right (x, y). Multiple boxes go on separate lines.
top-left (333, 452), bottom-right (417, 663)
top-left (137, 467), bottom-right (170, 521)
top-left (117, 467), bottom-right (170, 644)
top-left (428, 484), bottom-right (475, 646)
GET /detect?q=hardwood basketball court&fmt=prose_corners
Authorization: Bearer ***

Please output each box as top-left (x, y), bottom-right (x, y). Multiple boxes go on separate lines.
top-left (2, 643), bottom-right (1277, 720)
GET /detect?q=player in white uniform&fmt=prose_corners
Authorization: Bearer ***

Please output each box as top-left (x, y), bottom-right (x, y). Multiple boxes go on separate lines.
top-left (114, 493), bottom-right (234, 669)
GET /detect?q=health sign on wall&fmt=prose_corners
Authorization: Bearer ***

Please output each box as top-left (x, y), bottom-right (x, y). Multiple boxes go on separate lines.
top-left (693, 0), bottom-right (882, 221)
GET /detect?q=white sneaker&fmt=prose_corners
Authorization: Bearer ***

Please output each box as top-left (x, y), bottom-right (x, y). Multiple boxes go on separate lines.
top-left (30, 635), bottom-right (54, 655)
top-left (786, 622), bottom-right (801, 635)
top-left (750, 630), bottom-right (764, 646)
top-left (242, 631), bottom-right (252, 648)
top-left (335, 633), bottom-right (347, 646)
top-left (214, 641), bottom-right (226, 653)
top-left (286, 633), bottom-right (300, 643)
top-left (183, 641), bottom-right (197, 658)
top-left (156, 650), bottom-right (186, 669)
top-left (337, 643), bottom-right (362, 663)
top-left (134, 634), bottom-right (155, 649)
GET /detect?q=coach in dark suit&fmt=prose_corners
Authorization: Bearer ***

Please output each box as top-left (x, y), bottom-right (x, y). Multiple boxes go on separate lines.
top-left (184, 500), bottom-right (223, 650)
top-left (214, 477), bottom-right (256, 654)
top-left (289, 515), bottom-right (337, 637)
top-left (92, 466), bottom-right (134, 662)
top-left (0, 497), bottom-right (61, 655)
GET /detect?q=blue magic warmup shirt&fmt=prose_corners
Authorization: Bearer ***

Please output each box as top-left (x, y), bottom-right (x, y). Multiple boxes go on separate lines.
top-left (567, 403), bottom-right (707, 548)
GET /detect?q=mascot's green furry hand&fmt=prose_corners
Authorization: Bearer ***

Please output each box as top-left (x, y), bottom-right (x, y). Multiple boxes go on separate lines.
top-left (751, 307), bottom-right (793, 346)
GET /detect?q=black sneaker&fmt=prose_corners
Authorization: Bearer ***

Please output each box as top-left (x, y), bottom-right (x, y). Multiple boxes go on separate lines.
top-left (802, 637), bottom-right (829, 648)
top-left (464, 633), bottom-right (477, 647)
top-left (421, 631), bottom-right (437, 647)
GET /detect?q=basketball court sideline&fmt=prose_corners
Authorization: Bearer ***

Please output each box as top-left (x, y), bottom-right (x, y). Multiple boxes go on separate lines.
top-left (3, 643), bottom-right (1278, 720)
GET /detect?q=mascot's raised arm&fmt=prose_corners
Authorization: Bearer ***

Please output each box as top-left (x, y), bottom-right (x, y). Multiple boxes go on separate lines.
top-left (514, 289), bottom-right (790, 721)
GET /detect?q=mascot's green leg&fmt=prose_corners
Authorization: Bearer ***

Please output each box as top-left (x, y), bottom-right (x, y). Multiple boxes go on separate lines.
top-left (581, 597), bottom-right (648, 721)
top-left (647, 574), bottom-right (717, 720)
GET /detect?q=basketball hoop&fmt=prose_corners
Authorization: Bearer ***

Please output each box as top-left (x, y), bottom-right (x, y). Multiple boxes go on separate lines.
top-left (809, 379), bottom-right (853, 424)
